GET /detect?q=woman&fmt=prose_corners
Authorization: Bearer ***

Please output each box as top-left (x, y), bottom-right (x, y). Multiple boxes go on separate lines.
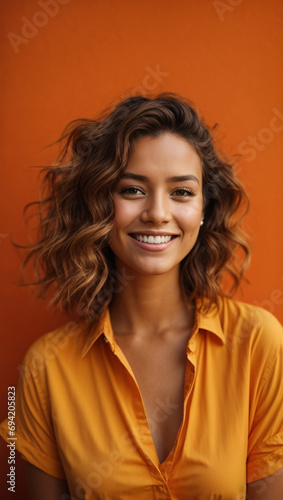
top-left (1, 94), bottom-right (282, 499)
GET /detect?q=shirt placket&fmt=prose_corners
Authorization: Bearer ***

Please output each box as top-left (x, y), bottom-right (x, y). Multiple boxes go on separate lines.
top-left (105, 335), bottom-right (164, 473)
top-left (102, 324), bottom-right (198, 497)
top-left (160, 339), bottom-right (197, 487)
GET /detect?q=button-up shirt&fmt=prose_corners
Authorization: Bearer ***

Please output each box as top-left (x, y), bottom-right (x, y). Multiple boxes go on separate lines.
top-left (1, 296), bottom-right (283, 499)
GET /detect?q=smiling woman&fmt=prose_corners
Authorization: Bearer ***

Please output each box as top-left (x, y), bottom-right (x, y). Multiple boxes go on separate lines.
top-left (12, 94), bottom-right (250, 318)
top-left (0, 94), bottom-right (282, 499)
top-left (109, 134), bottom-right (204, 278)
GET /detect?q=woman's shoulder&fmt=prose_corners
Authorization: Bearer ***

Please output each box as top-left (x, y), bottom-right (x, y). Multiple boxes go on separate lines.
top-left (215, 295), bottom-right (283, 352)
top-left (25, 320), bottom-right (87, 353)
top-left (218, 295), bottom-right (280, 320)
top-left (18, 320), bottom-right (92, 382)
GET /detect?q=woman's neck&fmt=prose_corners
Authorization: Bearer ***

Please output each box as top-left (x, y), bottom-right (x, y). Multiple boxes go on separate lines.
top-left (109, 265), bottom-right (194, 338)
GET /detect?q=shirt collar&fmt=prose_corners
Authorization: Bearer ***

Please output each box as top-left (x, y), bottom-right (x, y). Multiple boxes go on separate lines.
top-left (81, 298), bottom-right (226, 357)
top-left (81, 308), bottom-right (115, 357)
top-left (194, 297), bottom-right (226, 345)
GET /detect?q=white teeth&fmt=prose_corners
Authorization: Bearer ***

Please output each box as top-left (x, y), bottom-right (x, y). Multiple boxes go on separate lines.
top-left (134, 235), bottom-right (173, 244)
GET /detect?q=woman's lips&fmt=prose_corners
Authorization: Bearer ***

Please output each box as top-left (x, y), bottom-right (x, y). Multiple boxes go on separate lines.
top-left (129, 233), bottom-right (178, 251)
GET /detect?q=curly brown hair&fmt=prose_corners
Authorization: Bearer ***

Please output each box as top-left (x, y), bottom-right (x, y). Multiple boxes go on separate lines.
top-left (19, 93), bottom-right (250, 320)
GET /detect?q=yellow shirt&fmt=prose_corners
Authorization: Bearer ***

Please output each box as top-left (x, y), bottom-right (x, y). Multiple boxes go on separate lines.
top-left (1, 297), bottom-right (283, 499)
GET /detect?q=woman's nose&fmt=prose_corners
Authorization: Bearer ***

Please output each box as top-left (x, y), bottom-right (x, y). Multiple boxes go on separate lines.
top-left (140, 192), bottom-right (172, 224)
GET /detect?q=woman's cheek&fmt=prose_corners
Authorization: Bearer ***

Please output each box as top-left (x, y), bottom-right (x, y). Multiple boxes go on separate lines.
top-left (179, 205), bottom-right (202, 227)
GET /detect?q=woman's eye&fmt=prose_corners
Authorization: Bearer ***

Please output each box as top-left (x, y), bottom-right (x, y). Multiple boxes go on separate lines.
top-left (120, 186), bottom-right (144, 195)
top-left (172, 188), bottom-right (194, 197)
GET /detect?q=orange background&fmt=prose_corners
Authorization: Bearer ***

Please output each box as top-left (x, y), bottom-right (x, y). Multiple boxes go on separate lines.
top-left (0, 0), bottom-right (282, 497)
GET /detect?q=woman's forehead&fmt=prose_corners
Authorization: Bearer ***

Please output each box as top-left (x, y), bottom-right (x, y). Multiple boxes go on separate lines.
top-left (126, 133), bottom-right (203, 181)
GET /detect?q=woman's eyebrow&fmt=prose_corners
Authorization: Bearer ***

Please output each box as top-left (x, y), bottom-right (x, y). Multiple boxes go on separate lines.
top-left (121, 173), bottom-right (199, 184)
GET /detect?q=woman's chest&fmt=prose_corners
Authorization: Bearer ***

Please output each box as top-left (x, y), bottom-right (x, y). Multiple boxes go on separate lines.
top-left (115, 332), bottom-right (190, 462)
top-left (49, 338), bottom-right (249, 498)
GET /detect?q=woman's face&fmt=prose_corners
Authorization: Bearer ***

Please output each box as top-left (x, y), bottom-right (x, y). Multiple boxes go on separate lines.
top-left (109, 133), bottom-right (203, 277)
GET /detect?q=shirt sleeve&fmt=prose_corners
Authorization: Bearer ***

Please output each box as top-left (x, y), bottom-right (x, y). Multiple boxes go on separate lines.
top-left (0, 336), bottom-right (66, 479)
top-left (246, 310), bottom-right (283, 483)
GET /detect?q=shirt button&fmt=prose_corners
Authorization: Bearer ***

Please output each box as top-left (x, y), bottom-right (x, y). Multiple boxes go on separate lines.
top-left (103, 335), bottom-right (109, 343)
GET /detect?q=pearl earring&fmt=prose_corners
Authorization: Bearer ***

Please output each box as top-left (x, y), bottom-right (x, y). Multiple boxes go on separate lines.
top-left (200, 220), bottom-right (204, 226)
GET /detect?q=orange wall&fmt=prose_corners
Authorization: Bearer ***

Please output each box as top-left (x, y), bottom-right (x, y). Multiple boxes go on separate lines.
top-left (0, 0), bottom-right (282, 497)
